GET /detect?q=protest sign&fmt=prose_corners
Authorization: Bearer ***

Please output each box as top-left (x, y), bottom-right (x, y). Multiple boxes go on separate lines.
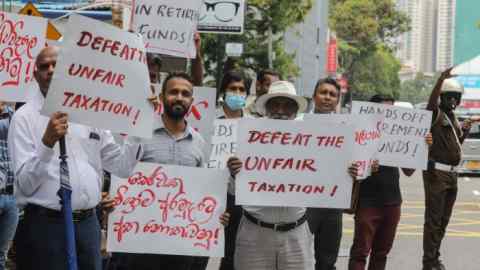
top-left (352, 101), bottom-right (432, 170)
top-left (0, 12), bottom-right (47, 101)
top-left (107, 162), bottom-right (229, 257)
top-left (235, 118), bottom-right (355, 208)
top-left (208, 119), bottom-right (238, 169)
top-left (41, 14), bottom-right (154, 138)
top-left (131, 0), bottom-right (201, 58)
top-left (304, 114), bottom-right (384, 179)
top-left (198, 0), bottom-right (245, 34)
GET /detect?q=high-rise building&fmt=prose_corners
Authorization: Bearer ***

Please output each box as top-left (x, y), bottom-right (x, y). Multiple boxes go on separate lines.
top-left (436, 0), bottom-right (456, 71)
top-left (284, 0), bottom-right (329, 97)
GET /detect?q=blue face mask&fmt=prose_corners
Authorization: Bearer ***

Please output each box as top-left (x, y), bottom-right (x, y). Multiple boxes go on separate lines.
top-left (225, 92), bottom-right (246, 111)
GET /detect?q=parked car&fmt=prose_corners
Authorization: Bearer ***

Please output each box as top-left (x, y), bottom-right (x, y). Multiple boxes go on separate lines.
top-left (394, 101), bottom-right (414, 109)
top-left (457, 115), bottom-right (480, 175)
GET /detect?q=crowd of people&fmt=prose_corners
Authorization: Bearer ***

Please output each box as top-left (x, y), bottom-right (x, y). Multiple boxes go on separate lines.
top-left (0, 33), bottom-right (472, 270)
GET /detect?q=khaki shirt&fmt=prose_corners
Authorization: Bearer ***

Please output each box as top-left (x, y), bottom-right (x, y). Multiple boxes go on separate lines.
top-left (429, 109), bottom-right (462, 166)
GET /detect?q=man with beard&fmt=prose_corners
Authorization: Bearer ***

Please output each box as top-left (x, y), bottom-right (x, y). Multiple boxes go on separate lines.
top-left (127, 71), bottom-right (228, 270)
top-left (8, 46), bottom-right (141, 270)
top-left (422, 68), bottom-right (473, 270)
top-left (227, 81), bottom-right (358, 270)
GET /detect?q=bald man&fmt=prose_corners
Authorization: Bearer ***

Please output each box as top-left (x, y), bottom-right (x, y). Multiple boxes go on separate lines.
top-left (8, 46), bottom-right (141, 270)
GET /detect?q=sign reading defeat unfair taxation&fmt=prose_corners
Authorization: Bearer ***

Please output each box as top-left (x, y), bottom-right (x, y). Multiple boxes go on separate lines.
top-left (107, 162), bottom-right (228, 257)
top-left (132, 0), bottom-right (201, 58)
top-left (41, 14), bottom-right (154, 138)
top-left (352, 101), bottom-right (432, 170)
top-left (304, 114), bottom-right (384, 179)
top-left (235, 119), bottom-right (355, 209)
top-left (0, 12), bottom-right (47, 101)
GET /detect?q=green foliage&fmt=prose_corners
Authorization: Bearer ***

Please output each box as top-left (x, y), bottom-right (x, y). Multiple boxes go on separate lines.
top-left (399, 73), bottom-right (439, 105)
top-left (201, 0), bottom-right (312, 84)
top-left (329, 0), bottom-right (410, 100)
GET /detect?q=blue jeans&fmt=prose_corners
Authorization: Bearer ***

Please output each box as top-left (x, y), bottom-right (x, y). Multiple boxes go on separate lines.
top-left (16, 205), bottom-right (101, 270)
top-left (0, 194), bottom-right (19, 270)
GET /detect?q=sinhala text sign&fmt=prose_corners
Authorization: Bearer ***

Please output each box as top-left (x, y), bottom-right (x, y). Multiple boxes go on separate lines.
top-left (107, 162), bottom-right (228, 257)
top-left (0, 12), bottom-right (47, 101)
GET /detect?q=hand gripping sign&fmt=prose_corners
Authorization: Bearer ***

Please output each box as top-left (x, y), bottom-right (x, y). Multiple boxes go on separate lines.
top-left (0, 12), bottom-right (47, 101)
top-left (41, 14), bottom-right (154, 138)
top-left (235, 118), bottom-right (355, 209)
top-left (107, 162), bottom-right (228, 257)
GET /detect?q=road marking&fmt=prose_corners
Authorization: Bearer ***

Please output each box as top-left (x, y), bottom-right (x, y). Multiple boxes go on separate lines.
top-left (464, 177), bottom-right (471, 182)
top-left (473, 190), bottom-right (480, 196)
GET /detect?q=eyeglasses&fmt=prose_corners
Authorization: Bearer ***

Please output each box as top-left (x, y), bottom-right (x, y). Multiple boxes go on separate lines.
top-left (199, 1), bottom-right (241, 22)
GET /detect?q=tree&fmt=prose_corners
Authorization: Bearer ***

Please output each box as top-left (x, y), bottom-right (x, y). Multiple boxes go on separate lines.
top-left (329, 0), bottom-right (410, 100)
top-left (201, 0), bottom-right (313, 86)
top-left (399, 73), bottom-right (439, 105)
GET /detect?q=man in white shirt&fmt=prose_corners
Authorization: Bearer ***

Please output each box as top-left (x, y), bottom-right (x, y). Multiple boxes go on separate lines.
top-left (8, 46), bottom-right (140, 270)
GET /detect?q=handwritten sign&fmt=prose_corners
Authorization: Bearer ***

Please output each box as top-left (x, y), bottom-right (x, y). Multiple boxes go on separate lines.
top-left (131, 0), bottom-right (201, 58)
top-left (198, 0), bottom-right (245, 34)
top-left (41, 14), bottom-right (154, 138)
top-left (107, 162), bottom-right (229, 257)
top-left (304, 114), bottom-right (384, 179)
top-left (0, 12), bottom-right (47, 101)
top-left (235, 118), bottom-right (355, 209)
top-left (352, 101), bottom-right (432, 170)
top-left (208, 119), bottom-right (238, 169)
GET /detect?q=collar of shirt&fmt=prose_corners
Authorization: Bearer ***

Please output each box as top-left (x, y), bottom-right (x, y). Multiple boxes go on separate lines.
top-left (152, 114), bottom-right (194, 141)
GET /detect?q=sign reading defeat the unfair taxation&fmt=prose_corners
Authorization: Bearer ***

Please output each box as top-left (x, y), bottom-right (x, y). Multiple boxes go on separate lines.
top-left (41, 14), bottom-right (154, 138)
top-left (235, 118), bottom-right (355, 209)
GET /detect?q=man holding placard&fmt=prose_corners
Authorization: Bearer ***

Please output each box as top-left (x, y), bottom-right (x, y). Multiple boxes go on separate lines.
top-left (422, 69), bottom-right (475, 270)
top-left (8, 46), bottom-right (141, 270)
top-left (227, 81), bottom-right (358, 270)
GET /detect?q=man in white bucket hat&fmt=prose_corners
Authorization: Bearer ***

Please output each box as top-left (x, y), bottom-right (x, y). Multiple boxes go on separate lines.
top-left (226, 80), bottom-right (313, 270)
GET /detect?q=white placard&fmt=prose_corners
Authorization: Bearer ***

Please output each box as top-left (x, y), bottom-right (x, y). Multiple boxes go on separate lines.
top-left (198, 0), bottom-right (245, 34)
top-left (41, 14), bottom-right (154, 138)
top-left (225, 43), bottom-right (243, 57)
top-left (304, 114), bottom-right (384, 179)
top-left (208, 119), bottom-right (238, 169)
top-left (0, 12), bottom-right (47, 101)
top-left (235, 118), bottom-right (355, 209)
top-left (132, 0), bottom-right (201, 58)
top-left (352, 101), bottom-right (432, 170)
top-left (107, 162), bottom-right (229, 257)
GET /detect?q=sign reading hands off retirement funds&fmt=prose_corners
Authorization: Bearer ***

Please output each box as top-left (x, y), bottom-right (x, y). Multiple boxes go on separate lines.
top-left (208, 119), bottom-right (238, 169)
top-left (198, 0), bottom-right (245, 34)
top-left (0, 12), bottom-right (47, 101)
top-left (107, 162), bottom-right (229, 257)
top-left (304, 114), bottom-right (384, 179)
top-left (352, 101), bottom-right (432, 170)
top-left (41, 14), bottom-right (154, 138)
top-left (131, 0), bottom-right (201, 58)
top-left (235, 118), bottom-right (355, 209)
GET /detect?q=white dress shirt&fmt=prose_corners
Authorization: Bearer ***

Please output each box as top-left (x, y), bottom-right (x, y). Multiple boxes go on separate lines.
top-left (8, 87), bottom-right (140, 210)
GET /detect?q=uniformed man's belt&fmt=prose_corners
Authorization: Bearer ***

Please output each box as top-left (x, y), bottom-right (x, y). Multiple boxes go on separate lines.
top-left (432, 162), bottom-right (458, 173)
top-left (243, 210), bottom-right (307, 232)
top-left (25, 204), bottom-right (95, 222)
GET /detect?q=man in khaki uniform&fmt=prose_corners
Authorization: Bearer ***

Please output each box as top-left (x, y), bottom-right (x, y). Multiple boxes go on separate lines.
top-left (423, 68), bottom-right (473, 270)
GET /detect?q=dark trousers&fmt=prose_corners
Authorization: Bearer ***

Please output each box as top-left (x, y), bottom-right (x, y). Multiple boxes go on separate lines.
top-left (191, 257), bottom-right (209, 270)
top-left (220, 194), bottom-right (243, 270)
top-left (16, 205), bottom-right (101, 270)
top-left (307, 208), bottom-right (343, 270)
top-left (348, 205), bottom-right (401, 270)
top-left (127, 254), bottom-right (194, 270)
top-left (422, 170), bottom-right (457, 268)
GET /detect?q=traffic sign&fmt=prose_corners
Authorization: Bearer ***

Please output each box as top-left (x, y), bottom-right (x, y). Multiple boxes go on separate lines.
top-left (19, 2), bottom-right (62, 41)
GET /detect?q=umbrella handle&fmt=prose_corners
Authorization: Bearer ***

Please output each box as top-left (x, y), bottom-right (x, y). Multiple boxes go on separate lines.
top-left (60, 136), bottom-right (67, 158)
